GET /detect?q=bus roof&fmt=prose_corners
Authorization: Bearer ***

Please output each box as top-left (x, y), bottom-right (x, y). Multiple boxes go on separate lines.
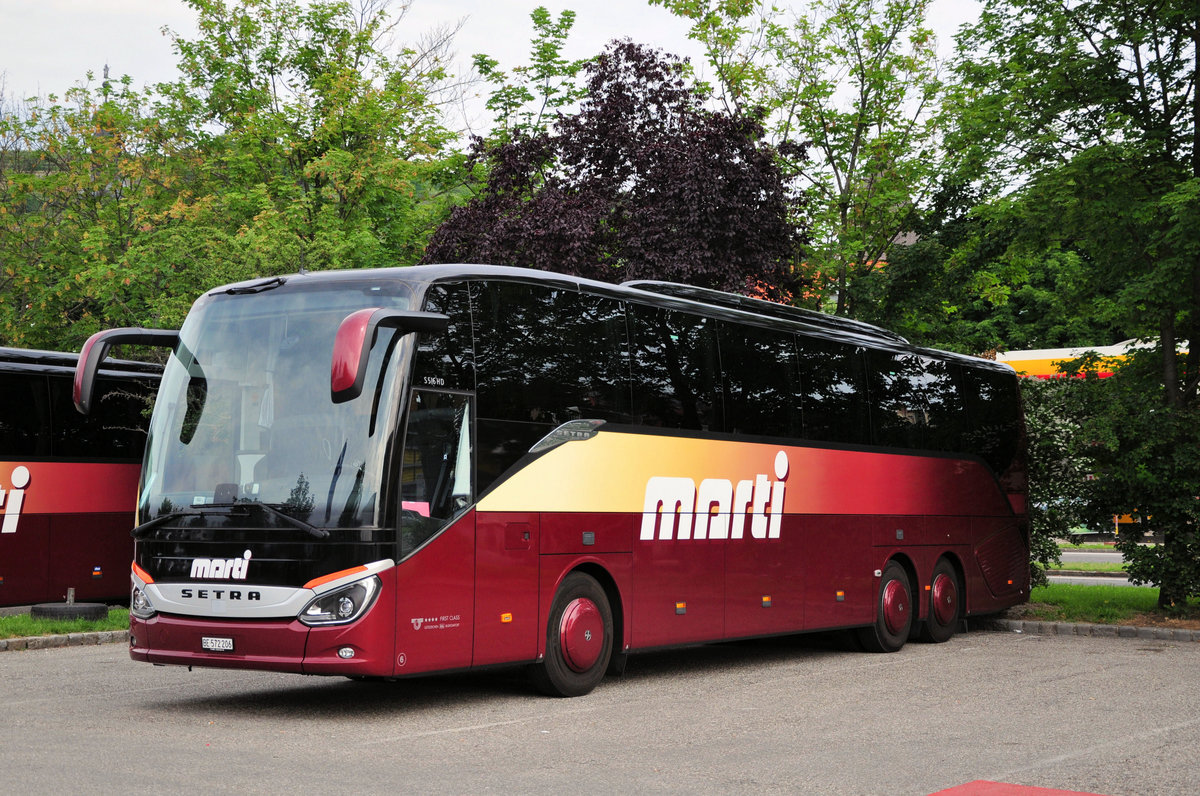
top-left (210, 264), bottom-right (1013, 375)
top-left (0, 346), bottom-right (161, 378)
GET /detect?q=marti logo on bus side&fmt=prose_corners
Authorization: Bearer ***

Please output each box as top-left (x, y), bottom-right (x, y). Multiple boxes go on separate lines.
top-left (1, 465), bottom-right (31, 535)
top-left (641, 451), bottom-right (789, 541)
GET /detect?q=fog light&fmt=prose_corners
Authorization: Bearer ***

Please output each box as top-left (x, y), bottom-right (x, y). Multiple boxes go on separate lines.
top-left (338, 647), bottom-right (355, 659)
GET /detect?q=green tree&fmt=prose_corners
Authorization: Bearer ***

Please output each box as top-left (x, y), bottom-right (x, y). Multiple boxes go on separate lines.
top-left (652, 0), bottom-right (944, 315)
top-left (472, 7), bottom-right (591, 142)
top-left (859, 184), bottom-right (1125, 353)
top-left (947, 0), bottom-right (1199, 606)
top-left (423, 40), bottom-right (807, 295)
top-left (948, 0), bottom-right (1198, 406)
top-left (0, 0), bottom-right (463, 349)
top-left (0, 73), bottom-right (195, 346)
top-left (154, 0), bottom-right (462, 273)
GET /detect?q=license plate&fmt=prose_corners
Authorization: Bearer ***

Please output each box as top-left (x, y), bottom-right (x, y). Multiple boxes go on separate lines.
top-left (201, 636), bottom-right (234, 652)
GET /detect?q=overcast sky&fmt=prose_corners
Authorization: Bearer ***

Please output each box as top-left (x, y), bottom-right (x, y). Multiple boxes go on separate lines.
top-left (0, 0), bottom-right (978, 118)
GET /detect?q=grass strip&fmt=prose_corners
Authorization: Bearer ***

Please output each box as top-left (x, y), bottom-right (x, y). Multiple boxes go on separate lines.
top-left (0, 607), bottom-right (128, 640)
top-left (1042, 561), bottom-right (1126, 573)
top-left (1022, 583), bottom-right (1199, 625)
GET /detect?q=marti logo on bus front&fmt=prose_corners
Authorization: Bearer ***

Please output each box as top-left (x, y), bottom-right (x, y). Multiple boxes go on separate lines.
top-left (190, 550), bottom-right (253, 580)
top-left (640, 451), bottom-right (789, 541)
top-left (0, 465), bottom-right (31, 535)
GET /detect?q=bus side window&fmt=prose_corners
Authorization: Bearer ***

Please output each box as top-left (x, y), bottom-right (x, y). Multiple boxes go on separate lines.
top-left (798, 336), bottom-right (871, 445)
top-left (399, 390), bottom-right (473, 558)
top-left (923, 359), bottom-right (969, 452)
top-left (50, 377), bottom-right (152, 460)
top-left (866, 350), bottom-right (929, 450)
top-left (416, 283), bottom-right (475, 391)
top-left (718, 323), bottom-right (803, 438)
top-left (960, 368), bottom-right (1021, 474)
top-left (0, 374), bottom-right (50, 457)
top-left (630, 306), bottom-right (722, 431)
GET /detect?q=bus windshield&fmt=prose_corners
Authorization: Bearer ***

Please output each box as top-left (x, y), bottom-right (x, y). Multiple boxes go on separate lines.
top-left (139, 280), bottom-right (416, 530)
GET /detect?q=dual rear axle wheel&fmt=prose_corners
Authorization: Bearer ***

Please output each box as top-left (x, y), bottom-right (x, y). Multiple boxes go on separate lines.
top-left (857, 558), bottom-right (962, 652)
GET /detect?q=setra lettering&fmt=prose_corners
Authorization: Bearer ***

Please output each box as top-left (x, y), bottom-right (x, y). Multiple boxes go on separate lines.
top-left (180, 588), bottom-right (261, 601)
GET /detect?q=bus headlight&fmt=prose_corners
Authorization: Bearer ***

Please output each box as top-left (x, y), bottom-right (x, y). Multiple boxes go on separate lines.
top-left (299, 575), bottom-right (381, 626)
top-left (131, 585), bottom-right (156, 619)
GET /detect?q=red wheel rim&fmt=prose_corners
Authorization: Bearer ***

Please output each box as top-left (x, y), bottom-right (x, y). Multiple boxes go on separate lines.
top-left (559, 597), bottom-right (603, 673)
top-left (882, 578), bottom-right (909, 636)
top-left (931, 572), bottom-right (957, 626)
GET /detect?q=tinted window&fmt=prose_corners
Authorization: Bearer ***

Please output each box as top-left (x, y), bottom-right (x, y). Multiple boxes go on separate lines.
top-left (923, 358), bottom-right (968, 452)
top-left (960, 367), bottom-right (1022, 473)
top-left (51, 376), bottom-right (153, 460)
top-left (415, 282), bottom-right (475, 391)
top-left (0, 373), bottom-right (50, 457)
top-left (797, 336), bottom-right (870, 445)
top-left (630, 306), bottom-right (722, 431)
top-left (718, 323), bottom-right (802, 438)
top-left (473, 281), bottom-right (629, 426)
top-left (866, 350), bottom-right (928, 449)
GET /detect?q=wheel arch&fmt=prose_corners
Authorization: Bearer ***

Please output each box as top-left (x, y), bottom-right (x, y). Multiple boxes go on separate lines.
top-left (937, 551), bottom-right (968, 613)
top-left (887, 552), bottom-right (920, 620)
top-left (570, 561), bottom-right (626, 656)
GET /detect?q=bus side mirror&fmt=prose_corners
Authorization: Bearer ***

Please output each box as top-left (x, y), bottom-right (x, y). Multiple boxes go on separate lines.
top-left (331, 308), bottom-right (449, 403)
top-left (74, 328), bottom-right (179, 415)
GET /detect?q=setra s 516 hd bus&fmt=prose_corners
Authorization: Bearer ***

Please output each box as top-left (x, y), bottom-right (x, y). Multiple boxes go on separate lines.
top-left (74, 265), bottom-right (1029, 696)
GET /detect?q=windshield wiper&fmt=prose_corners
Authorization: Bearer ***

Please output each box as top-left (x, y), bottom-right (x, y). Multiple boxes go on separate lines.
top-left (254, 501), bottom-right (329, 538)
top-left (221, 276), bottom-right (287, 295)
top-left (131, 502), bottom-right (329, 539)
top-left (131, 511), bottom-right (192, 538)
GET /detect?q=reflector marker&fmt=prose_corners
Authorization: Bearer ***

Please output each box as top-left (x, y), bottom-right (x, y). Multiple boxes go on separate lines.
top-left (501, 613), bottom-right (513, 624)
top-left (675, 601), bottom-right (687, 615)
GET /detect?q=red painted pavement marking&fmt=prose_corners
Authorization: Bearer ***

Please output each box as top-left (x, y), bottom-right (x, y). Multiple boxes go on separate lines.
top-left (930, 781), bottom-right (1107, 796)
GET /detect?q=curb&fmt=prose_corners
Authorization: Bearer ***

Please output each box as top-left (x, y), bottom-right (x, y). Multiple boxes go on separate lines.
top-left (0, 629), bottom-right (129, 652)
top-left (977, 618), bottom-right (1200, 642)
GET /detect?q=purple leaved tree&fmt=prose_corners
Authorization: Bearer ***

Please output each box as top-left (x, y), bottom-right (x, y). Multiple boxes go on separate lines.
top-left (422, 41), bottom-right (808, 299)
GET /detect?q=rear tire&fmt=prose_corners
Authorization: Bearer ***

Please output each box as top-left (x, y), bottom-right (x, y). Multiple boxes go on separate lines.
top-left (531, 572), bottom-right (613, 697)
top-left (919, 558), bottom-right (962, 643)
top-left (856, 561), bottom-right (912, 653)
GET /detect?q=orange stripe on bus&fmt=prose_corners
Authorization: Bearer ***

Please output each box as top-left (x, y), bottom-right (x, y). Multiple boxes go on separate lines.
top-left (303, 565), bottom-right (368, 590)
top-left (132, 561), bottom-right (154, 584)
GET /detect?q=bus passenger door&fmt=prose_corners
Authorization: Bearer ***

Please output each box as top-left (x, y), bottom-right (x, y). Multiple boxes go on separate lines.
top-left (393, 390), bottom-right (476, 675)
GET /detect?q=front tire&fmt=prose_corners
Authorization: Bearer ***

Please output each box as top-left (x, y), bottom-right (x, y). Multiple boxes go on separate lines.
top-left (857, 561), bottom-right (912, 653)
top-left (531, 572), bottom-right (613, 697)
